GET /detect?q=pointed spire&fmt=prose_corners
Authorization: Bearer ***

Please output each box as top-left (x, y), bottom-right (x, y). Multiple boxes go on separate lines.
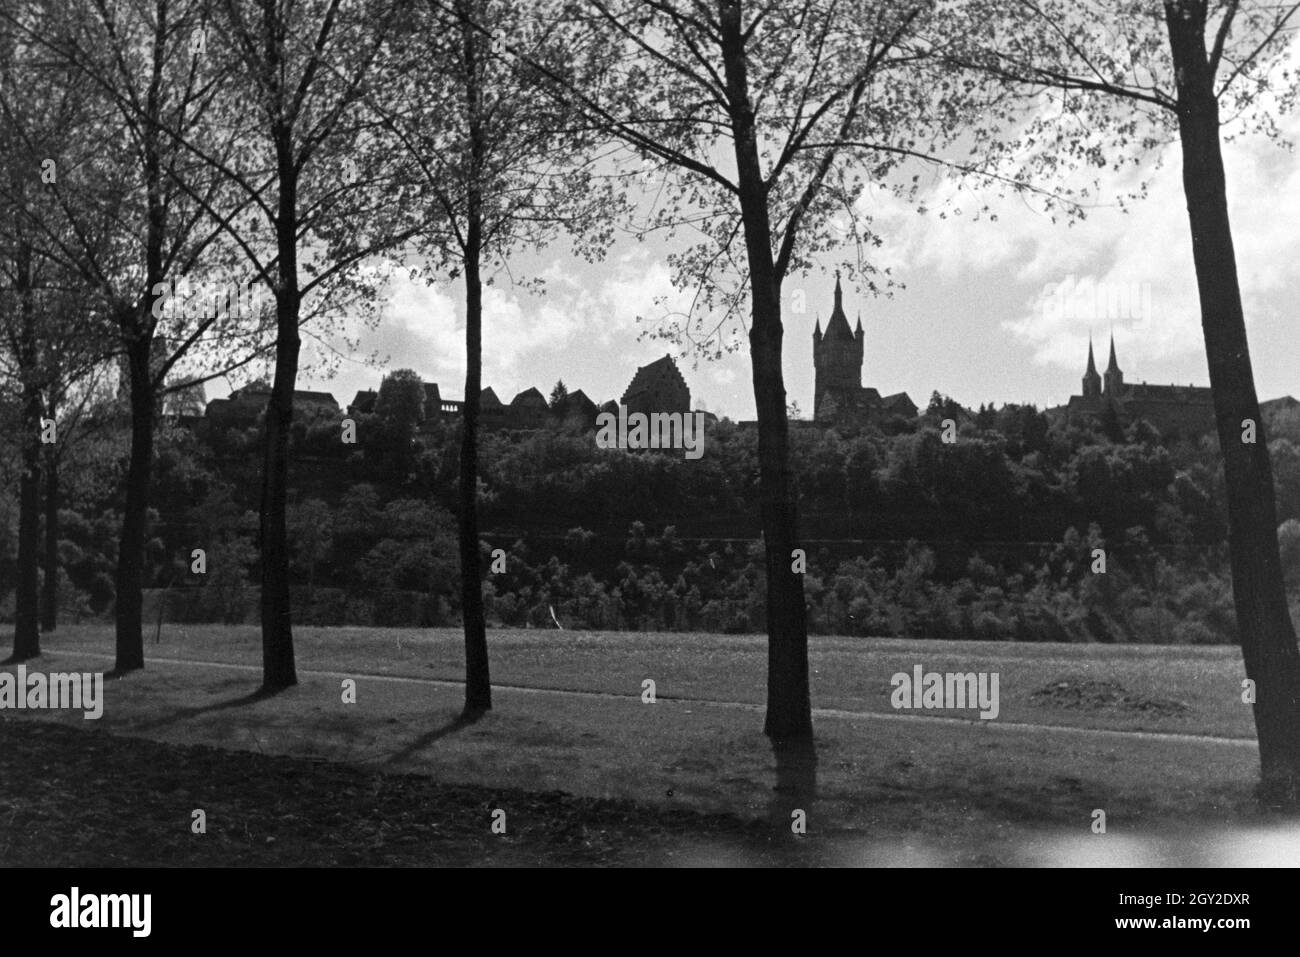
top-left (824, 271), bottom-right (853, 340)
top-left (1107, 333), bottom-right (1120, 372)
top-left (854, 313), bottom-right (863, 335)
top-left (1086, 337), bottom-right (1097, 376)
top-left (813, 317), bottom-right (822, 338)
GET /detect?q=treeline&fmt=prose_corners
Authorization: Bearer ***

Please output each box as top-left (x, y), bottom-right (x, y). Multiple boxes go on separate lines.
top-left (9, 392), bottom-right (1300, 642)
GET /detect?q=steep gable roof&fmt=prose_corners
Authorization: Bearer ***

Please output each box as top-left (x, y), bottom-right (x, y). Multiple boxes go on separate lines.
top-left (622, 354), bottom-right (688, 405)
top-left (510, 386), bottom-right (547, 407)
top-left (880, 391), bottom-right (916, 413)
top-left (554, 388), bottom-right (597, 416)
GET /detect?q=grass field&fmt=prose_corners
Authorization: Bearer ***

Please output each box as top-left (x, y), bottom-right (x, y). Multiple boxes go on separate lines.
top-left (0, 624), bottom-right (1294, 866)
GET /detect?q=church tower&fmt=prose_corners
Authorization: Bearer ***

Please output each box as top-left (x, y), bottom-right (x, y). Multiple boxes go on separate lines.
top-left (1082, 338), bottom-right (1101, 398)
top-left (812, 273), bottom-right (863, 420)
top-left (1103, 334), bottom-right (1124, 396)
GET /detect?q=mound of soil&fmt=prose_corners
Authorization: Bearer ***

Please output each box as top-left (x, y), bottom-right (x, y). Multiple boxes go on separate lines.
top-left (1030, 678), bottom-right (1190, 717)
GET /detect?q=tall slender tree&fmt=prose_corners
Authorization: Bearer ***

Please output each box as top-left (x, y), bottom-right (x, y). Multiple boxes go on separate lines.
top-left (0, 3), bottom-right (115, 658)
top-left (380, 0), bottom-right (617, 716)
top-left (523, 0), bottom-right (971, 739)
top-left (5, 0), bottom-right (277, 672)
top-left (196, 0), bottom-right (410, 689)
top-left (0, 239), bottom-right (43, 662)
top-left (949, 0), bottom-right (1300, 803)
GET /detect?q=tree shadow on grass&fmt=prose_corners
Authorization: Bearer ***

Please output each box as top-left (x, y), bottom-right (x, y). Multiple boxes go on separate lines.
top-left (383, 711), bottom-right (484, 767)
top-left (767, 736), bottom-right (818, 832)
top-left (1, 653), bottom-right (41, 666)
top-left (133, 686), bottom-right (286, 732)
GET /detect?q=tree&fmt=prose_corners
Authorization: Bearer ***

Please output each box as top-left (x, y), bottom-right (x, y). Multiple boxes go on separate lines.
top-left (380, 0), bottom-right (616, 716)
top-left (0, 239), bottom-right (43, 661)
top-left (38, 352), bottom-right (117, 632)
top-left (523, 0), bottom-right (972, 738)
top-left (0, 7), bottom-right (116, 657)
top-left (1100, 402), bottom-right (1125, 444)
top-left (549, 379), bottom-right (568, 407)
top-left (954, 0), bottom-right (1300, 800)
top-left (287, 498), bottom-right (333, 601)
top-left (375, 368), bottom-right (426, 474)
top-left (193, 0), bottom-right (409, 690)
top-left (6, 0), bottom-right (277, 673)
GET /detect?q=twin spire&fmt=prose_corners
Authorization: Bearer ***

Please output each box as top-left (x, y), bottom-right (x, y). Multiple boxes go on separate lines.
top-left (1088, 333), bottom-right (1121, 373)
top-left (1084, 332), bottom-right (1122, 399)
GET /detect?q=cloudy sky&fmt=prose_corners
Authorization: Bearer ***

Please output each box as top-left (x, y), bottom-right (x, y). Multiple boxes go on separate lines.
top-left (210, 61), bottom-right (1300, 422)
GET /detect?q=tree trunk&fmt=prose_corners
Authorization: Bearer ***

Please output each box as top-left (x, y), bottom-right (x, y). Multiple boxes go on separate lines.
top-left (259, 321), bottom-right (299, 689)
top-left (720, 0), bottom-right (812, 740)
top-left (115, 83), bottom-right (169, 674)
top-left (114, 333), bottom-right (156, 672)
top-left (458, 0), bottom-right (491, 716)
top-left (12, 381), bottom-right (42, 661)
top-left (10, 242), bottom-right (40, 662)
top-left (1166, 1), bottom-right (1300, 799)
top-left (259, 134), bottom-right (300, 691)
top-left (40, 423), bottom-right (59, 633)
top-left (458, 249), bottom-right (491, 715)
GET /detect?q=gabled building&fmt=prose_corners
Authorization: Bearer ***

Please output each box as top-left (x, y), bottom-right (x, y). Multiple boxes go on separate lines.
top-left (205, 381), bottom-right (338, 426)
top-left (621, 354), bottom-right (690, 416)
top-left (294, 390), bottom-right (340, 418)
top-left (348, 389), bottom-right (377, 416)
top-left (478, 386), bottom-right (507, 429)
top-left (203, 380), bottom-right (271, 426)
top-left (509, 387), bottom-right (550, 429)
top-left (880, 391), bottom-right (919, 418)
top-left (552, 388), bottom-right (598, 428)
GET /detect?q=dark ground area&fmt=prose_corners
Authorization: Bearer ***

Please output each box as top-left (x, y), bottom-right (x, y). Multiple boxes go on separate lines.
top-left (0, 717), bottom-right (814, 867)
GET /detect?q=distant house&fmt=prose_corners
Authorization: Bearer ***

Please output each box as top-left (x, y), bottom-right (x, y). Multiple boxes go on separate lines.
top-left (294, 390), bottom-right (340, 418)
top-left (348, 389), bottom-right (377, 416)
top-left (1261, 396), bottom-right (1300, 420)
top-left (621, 354), bottom-right (690, 416)
top-left (340, 362), bottom-right (701, 436)
top-left (414, 383), bottom-right (448, 434)
top-left (204, 380), bottom-right (271, 426)
top-left (551, 388), bottom-right (598, 429)
top-left (509, 387), bottom-right (550, 429)
top-left (880, 392), bottom-right (919, 419)
top-left (204, 381), bottom-right (337, 427)
top-left (478, 386), bottom-right (508, 429)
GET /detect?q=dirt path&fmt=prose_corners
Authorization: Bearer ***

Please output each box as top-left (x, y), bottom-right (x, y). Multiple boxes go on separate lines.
top-left (71, 649), bottom-right (1258, 749)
